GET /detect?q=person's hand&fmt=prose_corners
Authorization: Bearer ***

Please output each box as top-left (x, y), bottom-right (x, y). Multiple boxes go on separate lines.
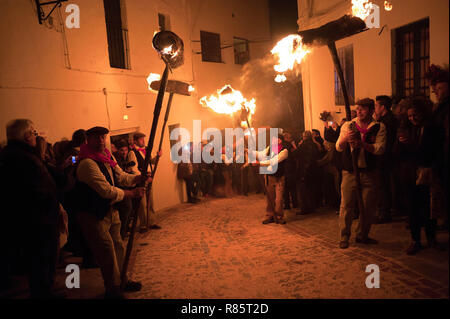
top-left (133, 174), bottom-right (153, 185)
top-left (324, 121), bottom-right (329, 128)
top-left (157, 150), bottom-right (163, 157)
top-left (124, 187), bottom-right (146, 198)
top-left (251, 161), bottom-right (260, 167)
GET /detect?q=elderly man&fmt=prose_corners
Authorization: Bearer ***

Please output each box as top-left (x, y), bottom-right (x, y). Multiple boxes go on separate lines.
top-left (0, 119), bottom-right (61, 298)
top-left (131, 132), bottom-right (162, 232)
top-left (73, 126), bottom-right (149, 299)
top-left (336, 98), bottom-right (386, 249)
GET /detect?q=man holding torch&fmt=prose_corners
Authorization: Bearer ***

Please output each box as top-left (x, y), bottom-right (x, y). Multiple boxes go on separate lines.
top-left (336, 98), bottom-right (386, 249)
top-left (251, 132), bottom-right (289, 225)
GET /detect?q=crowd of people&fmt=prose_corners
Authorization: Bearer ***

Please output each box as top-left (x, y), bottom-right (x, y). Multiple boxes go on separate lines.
top-left (0, 64), bottom-right (447, 299)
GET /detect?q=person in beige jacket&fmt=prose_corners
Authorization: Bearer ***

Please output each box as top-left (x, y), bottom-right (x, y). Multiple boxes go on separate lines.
top-left (75, 126), bottom-right (151, 299)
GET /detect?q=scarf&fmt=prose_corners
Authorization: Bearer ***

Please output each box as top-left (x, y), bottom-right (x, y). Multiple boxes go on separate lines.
top-left (354, 122), bottom-right (370, 142)
top-left (135, 146), bottom-right (146, 157)
top-left (79, 144), bottom-right (117, 168)
top-left (271, 143), bottom-right (283, 155)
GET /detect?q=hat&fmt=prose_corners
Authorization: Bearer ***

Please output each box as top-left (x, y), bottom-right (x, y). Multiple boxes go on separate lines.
top-left (133, 132), bottom-right (146, 140)
top-left (86, 126), bottom-right (109, 137)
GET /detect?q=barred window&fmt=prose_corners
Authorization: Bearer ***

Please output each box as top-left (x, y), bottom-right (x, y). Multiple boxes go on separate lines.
top-left (334, 45), bottom-right (355, 106)
top-left (234, 37), bottom-right (250, 65)
top-left (200, 31), bottom-right (222, 63)
top-left (392, 18), bottom-right (430, 97)
top-left (103, 0), bottom-right (130, 69)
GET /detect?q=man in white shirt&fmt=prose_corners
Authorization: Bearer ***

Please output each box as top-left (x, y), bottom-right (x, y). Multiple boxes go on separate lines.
top-left (252, 133), bottom-right (289, 225)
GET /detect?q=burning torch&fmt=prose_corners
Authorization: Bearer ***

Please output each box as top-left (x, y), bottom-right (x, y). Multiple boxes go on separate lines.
top-left (121, 30), bottom-right (185, 289)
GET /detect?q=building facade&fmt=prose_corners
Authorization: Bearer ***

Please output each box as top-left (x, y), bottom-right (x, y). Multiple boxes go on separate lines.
top-left (297, 0), bottom-right (449, 130)
top-left (0, 0), bottom-right (272, 210)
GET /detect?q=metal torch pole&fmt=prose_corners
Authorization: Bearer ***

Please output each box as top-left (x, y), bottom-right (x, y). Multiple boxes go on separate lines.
top-left (327, 41), bottom-right (365, 218)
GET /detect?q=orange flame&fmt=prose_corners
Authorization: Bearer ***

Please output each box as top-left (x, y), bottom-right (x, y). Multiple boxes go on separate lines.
top-left (351, 0), bottom-right (373, 20)
top-left (384, 1), bottom-right (392, 11)
top-left (271, 34), bottom-right (310, 82)
top-left (200, 85), bottom-right (256, 118)
top-left (275, 74), bottom-right (287, 83)
top-left (146, 73), bottom-right (161, 92)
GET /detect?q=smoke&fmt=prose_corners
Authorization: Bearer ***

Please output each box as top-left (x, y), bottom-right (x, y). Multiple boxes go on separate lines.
top-left (237, 53), bottom-right (303, 131)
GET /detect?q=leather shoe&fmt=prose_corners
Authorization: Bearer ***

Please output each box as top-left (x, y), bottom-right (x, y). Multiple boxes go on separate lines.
top-left (123, 280), bottom-right (142, 292)
top-left (149, 224), bottom-right (161, 230)
top-left (339, 241), bottom-right (349, 249)
top-left (276, 218), bottom-right (286, 225)
top-left (262, 217), bottom-right (275, 224)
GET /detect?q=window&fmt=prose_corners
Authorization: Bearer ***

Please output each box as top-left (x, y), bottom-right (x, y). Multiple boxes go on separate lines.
top-left (392, 18), bottom-right (430, 97)
top-left (103, 0), bottom-right (130, 69)
top-left (234, 37), bottom-right (250, 65)
top-left (200, 31), bottom-right (222, 63)
top-left (334, 45), bottom-right (355, 106)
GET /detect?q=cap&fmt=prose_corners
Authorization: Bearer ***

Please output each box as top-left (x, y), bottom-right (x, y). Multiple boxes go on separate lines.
top-left (133, 132), bottom-right (146, 140)
top-left (86, 126), bottom-right (109, 137)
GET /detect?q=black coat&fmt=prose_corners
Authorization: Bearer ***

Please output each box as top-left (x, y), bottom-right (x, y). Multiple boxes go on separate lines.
top-left (0, 140), bottom-right (59, 226)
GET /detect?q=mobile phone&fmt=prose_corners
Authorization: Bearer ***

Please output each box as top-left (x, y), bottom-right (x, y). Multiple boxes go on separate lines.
top-left (71, 156), bottom-right (76, 164)
top-left (328, 121), bottom-right (333, 125)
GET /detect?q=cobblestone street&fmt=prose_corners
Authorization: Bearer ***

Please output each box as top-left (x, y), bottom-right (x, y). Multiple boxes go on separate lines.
top-left (3, 194), bottom-right (448, 299)
top-left (125, 194), bottom-right (448, 299)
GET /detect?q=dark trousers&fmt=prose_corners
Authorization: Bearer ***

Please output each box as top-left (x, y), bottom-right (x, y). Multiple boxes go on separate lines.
top-left (27, 224), bottom-right (58, 298)
top-left (199, 169), bottom-right (214, 196)
top-left (298, 172), bottom-right (315, 212)
top-left (376, 168), bottom-right (393, 218)
top-left (115, 197), bottom-right (133, 239)
top-left (283, 174), bottom-right (298, 208)
top-left (409, 185), bottom-right (436, 243)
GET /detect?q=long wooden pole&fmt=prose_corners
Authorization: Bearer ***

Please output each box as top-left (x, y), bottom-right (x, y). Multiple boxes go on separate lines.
top-left (327, 41), bottom-right (365, 218)
top-left (120, 64), bottom-right (170, 289)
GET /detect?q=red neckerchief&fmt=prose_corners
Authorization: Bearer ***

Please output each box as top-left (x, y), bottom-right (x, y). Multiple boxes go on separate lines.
top-left (271, 143), bottom-right (283, 155)
top-left (134, 145), bottom-right (146, 157)
top-left (79, 144), bottom-right (117, 168)
top-left (354, 121), bottom-right (370, 142)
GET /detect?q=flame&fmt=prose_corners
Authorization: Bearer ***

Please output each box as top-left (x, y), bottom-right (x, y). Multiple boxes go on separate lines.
top-left (161, 45), bottom-right (179, 59)
top-left (275, 74), bottom-right (287, 83)
top-left (188, 85), bottom-right (195, 93)
top-left (271, 34), bottom-right (310, 82)
top-left (200, 85), bottom-right (256, 118)
top-left (146, 73), bottom-right (161, 91)
top-left (384, 1), bottom-right (392, 11)
top-left (351, 0), bottom-right (373, 20)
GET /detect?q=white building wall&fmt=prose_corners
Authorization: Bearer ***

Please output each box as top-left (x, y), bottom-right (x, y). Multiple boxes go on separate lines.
top-left (0, 0), bottom-right (271, 211)
top-left (297, 0), bottom-right (449, 131)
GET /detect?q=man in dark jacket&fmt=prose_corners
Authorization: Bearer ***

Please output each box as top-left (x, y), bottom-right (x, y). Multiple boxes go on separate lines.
top-left (374, 95), bottom-right (398, 224)
top-left (0, 119), bottom-right (61, 298)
